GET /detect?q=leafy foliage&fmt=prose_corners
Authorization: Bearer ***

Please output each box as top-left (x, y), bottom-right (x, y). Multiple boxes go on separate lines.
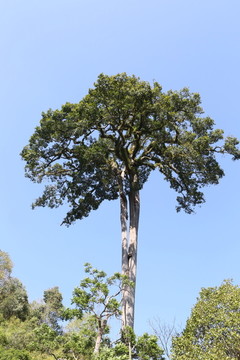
top-left (135, 333), bottom-right (164, 360)
top-left (29, 323), bottom-right (63, 357)
top-left (121, 326), bottom-right (164, 360)
top-left (64, 263), bottom-right (131, 353)
top-left (0, 250), bottom-right (13, 285)
top-left (62, 316), bottom-right (97, 359)
top-left (21, 73), bottom-right (240, 225)
top-left (93, 333), bottom-right (164, 360)
top-left (171, 280), bottom-right (240, 359)
top-left (0, 251), bottom-right (29, 321)
top-left (0, 278), bottom-right (29, 321)
top-left (0, 317), bottom-right (37, 355)
top-left (42, 286), bottom-right (64, 332)
top-left (0, 346), bottom-right (32, 360)
top-left (67, 263), bottom-right (127, 319)
top-left (0, 252), bottom-right (164, 359)
top-left (28, 286), bottom-right (64, 335)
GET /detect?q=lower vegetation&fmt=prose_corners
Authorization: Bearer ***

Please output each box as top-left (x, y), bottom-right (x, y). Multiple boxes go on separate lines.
top-left (2, 249), bottom-right (240, 360)
top-left (0, 251), bottom-right (163, 360)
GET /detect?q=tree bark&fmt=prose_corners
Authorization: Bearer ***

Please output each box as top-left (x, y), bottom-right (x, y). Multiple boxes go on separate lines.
top-left (94, 331), bottom-right (102, 354)
top-left (119, 169), bottom-right (129, 329)
top-left (126, 189), bottom-right (140, 329)
top-left (94, 319), bottom-right (106, 354)
top-left (120, 173), bottom-right (140, 330)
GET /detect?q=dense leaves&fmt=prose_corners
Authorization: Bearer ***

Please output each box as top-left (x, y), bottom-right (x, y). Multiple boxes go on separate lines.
top-left (64, 263), bottom-right (131, 354)
top-left (0, 250), bottom-right (13, 285)
top-left (0, 251), bottom-right (29, 321)
top-left (0, 278), bottom-right (29, 321)
top-left (63, 316), bottom-right (97, 359)
top-left (6, 249), bottom-right (240, 360)
top-left (21, 73), bottom-right (240, 225)
top-left (171, 280), bottom-right (240, 359)
top-left (0, 347), bottom-right (32, 360)
top-left (0, 256), bottom-right (164, 360)
top-left (42, 287), bottom-right (64, 332)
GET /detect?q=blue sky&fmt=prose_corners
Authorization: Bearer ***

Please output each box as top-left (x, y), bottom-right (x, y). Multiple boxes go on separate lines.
top-left (1, 0), bottom-right (240, 336)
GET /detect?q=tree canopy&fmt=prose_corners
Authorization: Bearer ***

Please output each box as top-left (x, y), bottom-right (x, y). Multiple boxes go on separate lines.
top-left (0, 250), bottom-right (29, 321)
top-left (63, 263), bottom-right (129, 354)
top-left (0, 250), bottom-right (13, 285)
top-left (171, 280), bottom-right (240, 360)
top-left (21, 73), bottom-right (240, 224)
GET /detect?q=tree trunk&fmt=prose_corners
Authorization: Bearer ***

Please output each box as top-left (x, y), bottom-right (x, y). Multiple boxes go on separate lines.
top-left (120, 192), bottom-right (129, 329)
top-left (94, 319), bottom-right (106, 354)
top-left (94, 331), bottom-right (102, 354)
top-left (120, 175), bottom-right (140, 330)
top-left (126, 189), bottom-right (140, 329)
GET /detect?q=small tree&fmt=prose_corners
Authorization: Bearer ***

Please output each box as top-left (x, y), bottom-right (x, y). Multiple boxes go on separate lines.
top-left (21, 73), bottom-right (240, 330)
top-left (135, 333), bottom-right (165, 360)
top-left (0, 278), bottom-right (29, 321)
top-left (43, 287), bottom-right (64, 333)
top-left (31, 323), bottom-right (62, 359)
top-left (0, 250), bottom-right (13, 286)
top-left (171, 280), bottom-right (240, 360)
top-left (98, 332), bottom-right (164, 360)
top-left (0, 251), bottom-right (29, 321)
top-left (63, 316), bottom-right (97, 360)
top-left (29, 287), bottom-right (63, 334)
top-left (64, 263), bottom-right (130, 354)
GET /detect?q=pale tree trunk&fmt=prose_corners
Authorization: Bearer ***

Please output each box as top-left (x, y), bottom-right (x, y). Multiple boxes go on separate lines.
top-left (126, 189), bottom-right (140, 329)
top-left (94, 331), bottom-right (102, 354)
top-left (120, 182), bottom-right (129, 328)
top-left (120, 170), bottom-right (140, 331)
top-left (94, 319), bottom-right (107, 354)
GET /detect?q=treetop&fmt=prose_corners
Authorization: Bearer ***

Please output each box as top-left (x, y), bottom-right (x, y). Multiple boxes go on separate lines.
top-left (21, 73), bottom-right (240, 225)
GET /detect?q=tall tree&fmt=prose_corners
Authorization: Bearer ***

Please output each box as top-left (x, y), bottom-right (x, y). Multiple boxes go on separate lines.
top-left (21, 73), bottom-right (240, 330)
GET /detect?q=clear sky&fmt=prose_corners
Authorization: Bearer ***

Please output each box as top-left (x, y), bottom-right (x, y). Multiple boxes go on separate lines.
top-left (1, 0), bottom-right (240, 336)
